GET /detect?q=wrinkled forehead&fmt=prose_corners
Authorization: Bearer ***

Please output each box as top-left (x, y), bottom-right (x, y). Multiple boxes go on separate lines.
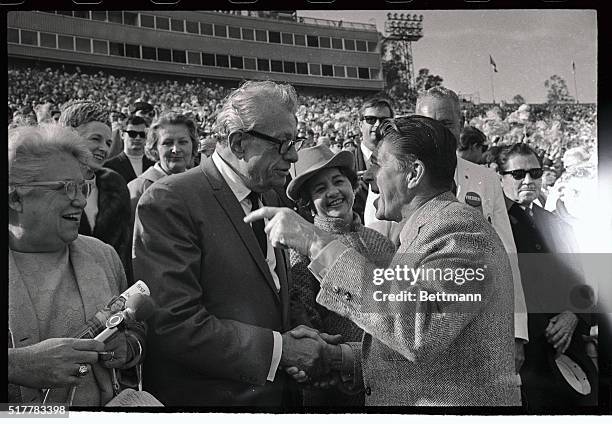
top-left (253, 101), bottom-right (297, 136)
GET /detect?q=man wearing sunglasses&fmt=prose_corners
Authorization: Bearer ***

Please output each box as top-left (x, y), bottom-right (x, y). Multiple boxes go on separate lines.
top-left (104, 116), bottom-right (154, 184)
top-left (354, 98), bottom-right (394, 223)
top-left (494, 143), bottom-right (596, 411)
top-left (133, 80), bottom-right (333, 407)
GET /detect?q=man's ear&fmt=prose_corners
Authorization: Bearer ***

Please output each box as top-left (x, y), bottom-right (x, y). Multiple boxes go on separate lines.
top-left (406, 160), bottom-right (425, 189)
top-left (8, 189), bottom-right (23, 213)
top-left (228, 131), bottom-right (245, 160)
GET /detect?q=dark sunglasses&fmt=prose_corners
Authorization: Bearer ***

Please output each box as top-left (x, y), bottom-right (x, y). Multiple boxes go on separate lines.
top-left (124, 130), bottom-right (146, 139)
top-left (363, 115), bottom-right (391, 125)
top-left (499, 168), bottom-right (544, 180)
top-left (244, 129), bottom-right (305, 155)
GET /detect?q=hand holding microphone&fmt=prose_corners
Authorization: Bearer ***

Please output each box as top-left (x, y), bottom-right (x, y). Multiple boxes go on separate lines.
top-left (94, 293), bottom-right (155, 370)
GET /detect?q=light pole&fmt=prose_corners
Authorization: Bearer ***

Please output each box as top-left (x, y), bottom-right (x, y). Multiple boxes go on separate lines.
top-left (384, 13), bottom-right (424, 89)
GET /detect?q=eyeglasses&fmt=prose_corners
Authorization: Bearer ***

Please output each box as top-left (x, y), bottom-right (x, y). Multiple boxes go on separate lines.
top-left (363, 115), bottom-right (391, 125)
top-left (124, 130), bottom-right (147, 139)
top-left (244, 129), bottom-right (305, 155)
top-left (499, 168), bottom-right (544, 180)
top-left (13, 180), bottom-right (93, 200)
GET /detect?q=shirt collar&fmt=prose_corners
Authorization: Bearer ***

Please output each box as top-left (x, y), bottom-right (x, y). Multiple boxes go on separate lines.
top-left (360, 142), bottom-right (373, 162)
top-left (211, 151), bottom-right (251, 203)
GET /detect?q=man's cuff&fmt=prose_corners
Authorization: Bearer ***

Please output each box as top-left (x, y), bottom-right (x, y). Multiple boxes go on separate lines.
top-left (267, 331), bottom-right (282, 382)
top-left (308, 239), bottom-right (350, 282)
top-left (340, 343), bottom-right (355, 383)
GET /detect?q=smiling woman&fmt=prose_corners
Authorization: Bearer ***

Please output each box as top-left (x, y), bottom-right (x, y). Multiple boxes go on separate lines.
top-left (8, 123), bottom-right (145, 406)
top-left (58, 100), bottom-right (133, 283)
top-left (285, 144), bottom-right (396, 406)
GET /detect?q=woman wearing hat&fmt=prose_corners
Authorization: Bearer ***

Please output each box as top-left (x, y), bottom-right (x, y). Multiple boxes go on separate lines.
top-left (286, 145), bottom-right (396, 406)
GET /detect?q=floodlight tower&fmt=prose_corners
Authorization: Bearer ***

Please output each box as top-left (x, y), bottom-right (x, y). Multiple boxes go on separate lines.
top-left (384, 13), bottom-right (424, 88)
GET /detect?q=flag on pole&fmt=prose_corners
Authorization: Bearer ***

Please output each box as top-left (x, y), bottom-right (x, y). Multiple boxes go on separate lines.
top-left (489, 55), bottom-right (498, 73)
top-left (572, 61), bottom-right (576, 73)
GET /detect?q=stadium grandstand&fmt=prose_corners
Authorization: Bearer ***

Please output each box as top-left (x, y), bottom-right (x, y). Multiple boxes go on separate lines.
top-left (7, 10), bottom-right (384, 95)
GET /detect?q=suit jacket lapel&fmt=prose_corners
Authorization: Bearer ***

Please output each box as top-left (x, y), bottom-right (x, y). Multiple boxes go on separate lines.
top-left (120, 153), bottom-right (137, 182)
top-left (200, 158), bottom-right (280, 302)
top-left (399, 192), bottom-right (456, 250)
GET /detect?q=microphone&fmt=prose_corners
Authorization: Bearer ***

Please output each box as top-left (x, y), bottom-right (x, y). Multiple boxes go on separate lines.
top-left (94, 294), bottom-right (156, 343)
top-left (70, 280), bottom-right (150, 339)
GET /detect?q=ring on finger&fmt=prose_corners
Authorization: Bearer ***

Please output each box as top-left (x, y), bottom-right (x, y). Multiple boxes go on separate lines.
top-left (76, 364), bottom-right (89, 377)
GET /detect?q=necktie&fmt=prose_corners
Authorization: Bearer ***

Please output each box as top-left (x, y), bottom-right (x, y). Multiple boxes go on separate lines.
top-left (247, 191), bottom-right (268, 257)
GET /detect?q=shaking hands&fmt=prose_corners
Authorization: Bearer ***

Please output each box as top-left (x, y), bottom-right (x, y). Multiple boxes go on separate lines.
top-left (280, 325), bottom-right (343, 388)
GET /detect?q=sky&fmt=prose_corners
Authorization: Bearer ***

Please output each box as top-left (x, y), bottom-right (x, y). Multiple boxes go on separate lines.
top-left (297, 10), bottom-right (597, 104)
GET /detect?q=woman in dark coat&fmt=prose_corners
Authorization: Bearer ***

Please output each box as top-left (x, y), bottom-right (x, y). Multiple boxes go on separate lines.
top-left (59, 100), bottom-right (133, 283)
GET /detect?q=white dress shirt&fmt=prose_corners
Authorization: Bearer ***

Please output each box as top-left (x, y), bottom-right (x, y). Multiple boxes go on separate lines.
top-left (84, 175), bottom-right (98, 231)
top-left (211, 151), bottom-right (282, 381)
top-left (125, 152), bottom-right (144, 177)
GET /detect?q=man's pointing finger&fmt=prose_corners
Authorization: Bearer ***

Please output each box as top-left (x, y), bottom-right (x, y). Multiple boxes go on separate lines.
top-left (244, 206), bottom-right (282, 224)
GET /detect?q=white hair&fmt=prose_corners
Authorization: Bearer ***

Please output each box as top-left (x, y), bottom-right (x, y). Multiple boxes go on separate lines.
top-left (213, 80), bottom-right (298, 144)
top-left (8, 123), bottom-right (92, 186)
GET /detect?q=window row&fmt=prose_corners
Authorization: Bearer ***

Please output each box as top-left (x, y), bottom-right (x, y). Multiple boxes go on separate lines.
top-left (51, 11), bottom-right (378, 53)
top-left (8, 28), bottom-right (380, 81)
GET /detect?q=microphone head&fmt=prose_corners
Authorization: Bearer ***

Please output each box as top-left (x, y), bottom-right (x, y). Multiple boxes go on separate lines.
top-left (124, 293), bottom-right (156, 321)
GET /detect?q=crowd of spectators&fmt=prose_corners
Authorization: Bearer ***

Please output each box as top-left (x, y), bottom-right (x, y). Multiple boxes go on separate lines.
top-left (8, 61), bottom-right (597, 229)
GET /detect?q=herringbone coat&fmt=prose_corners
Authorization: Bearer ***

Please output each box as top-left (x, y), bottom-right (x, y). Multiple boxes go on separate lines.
top-left (316, 192), bottom-right (521, 406)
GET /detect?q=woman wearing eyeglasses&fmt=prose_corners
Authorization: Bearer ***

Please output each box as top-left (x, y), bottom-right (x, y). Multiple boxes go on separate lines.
top-left (58, 100), bottom-right (133, 284)
top-left (127, 112), bottom-right (198, 223)
top-left (286, 144), bottom-right (396, 406)
top-left (8, 124), bottom-right (145, 406)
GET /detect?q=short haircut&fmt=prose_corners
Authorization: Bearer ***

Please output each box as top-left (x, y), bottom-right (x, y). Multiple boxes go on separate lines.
top-left (361, 97), bottom-right (395, 117)
top-left (58, 100), bottom-right (111, 129)
top-left (380, 115), bottom-right (457, 191)
top-left (8, 123), bottom-right (92, 187)
top-left (125, 115), bottom-right (148, 127)
top-left (494, 143), bottom-right (542, 171)
top-left (458, 126), bottom-right (486, 151)
top-left (416, 86), bottom-right (461, 119)
top-left (296, 166), bottom-right (358, 213)
top-left (144, 112), bottom-right (199, 162)
top-left (213, 80), bottom-right (298, 144)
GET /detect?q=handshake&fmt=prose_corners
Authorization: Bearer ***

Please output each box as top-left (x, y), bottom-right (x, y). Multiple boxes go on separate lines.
top-left (280, 325), bottom-right (345, 388)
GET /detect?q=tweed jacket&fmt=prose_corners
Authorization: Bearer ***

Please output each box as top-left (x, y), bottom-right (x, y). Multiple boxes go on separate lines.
top-left (104, 151), bottom-right (155, 184)
top-left (133, 156), bottom-right (293, 407)
top-left (290, 213), bottom-right (396, 339)
top-left (315, 192), bottom-right (521, 406)
top-left (8, 236), bottom-right (128, 405)
top-left (366, 158), bottom-right (528, 341)
top-left (79, 167), bottom-right (132, 283)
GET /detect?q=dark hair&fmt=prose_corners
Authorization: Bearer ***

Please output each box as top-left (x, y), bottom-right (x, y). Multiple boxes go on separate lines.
top-left (361, 97), bottom-right (395, 118)
top-left (379, 115), bottom-right (457, 191)
top-left (482, 145), bottom-right (503, 166)
top-left (494, 143), bottom-right (542, 171)
top-left (296, 166), bottom-right (358, 213)
top-left (126, 115), bottom-right (148, 127)
top-left (458, 126), bottom-right (486, 151)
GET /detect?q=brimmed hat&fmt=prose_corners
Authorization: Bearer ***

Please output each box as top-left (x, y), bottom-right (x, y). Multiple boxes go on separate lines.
top-left (286, 144), bottom-right (355, 202)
